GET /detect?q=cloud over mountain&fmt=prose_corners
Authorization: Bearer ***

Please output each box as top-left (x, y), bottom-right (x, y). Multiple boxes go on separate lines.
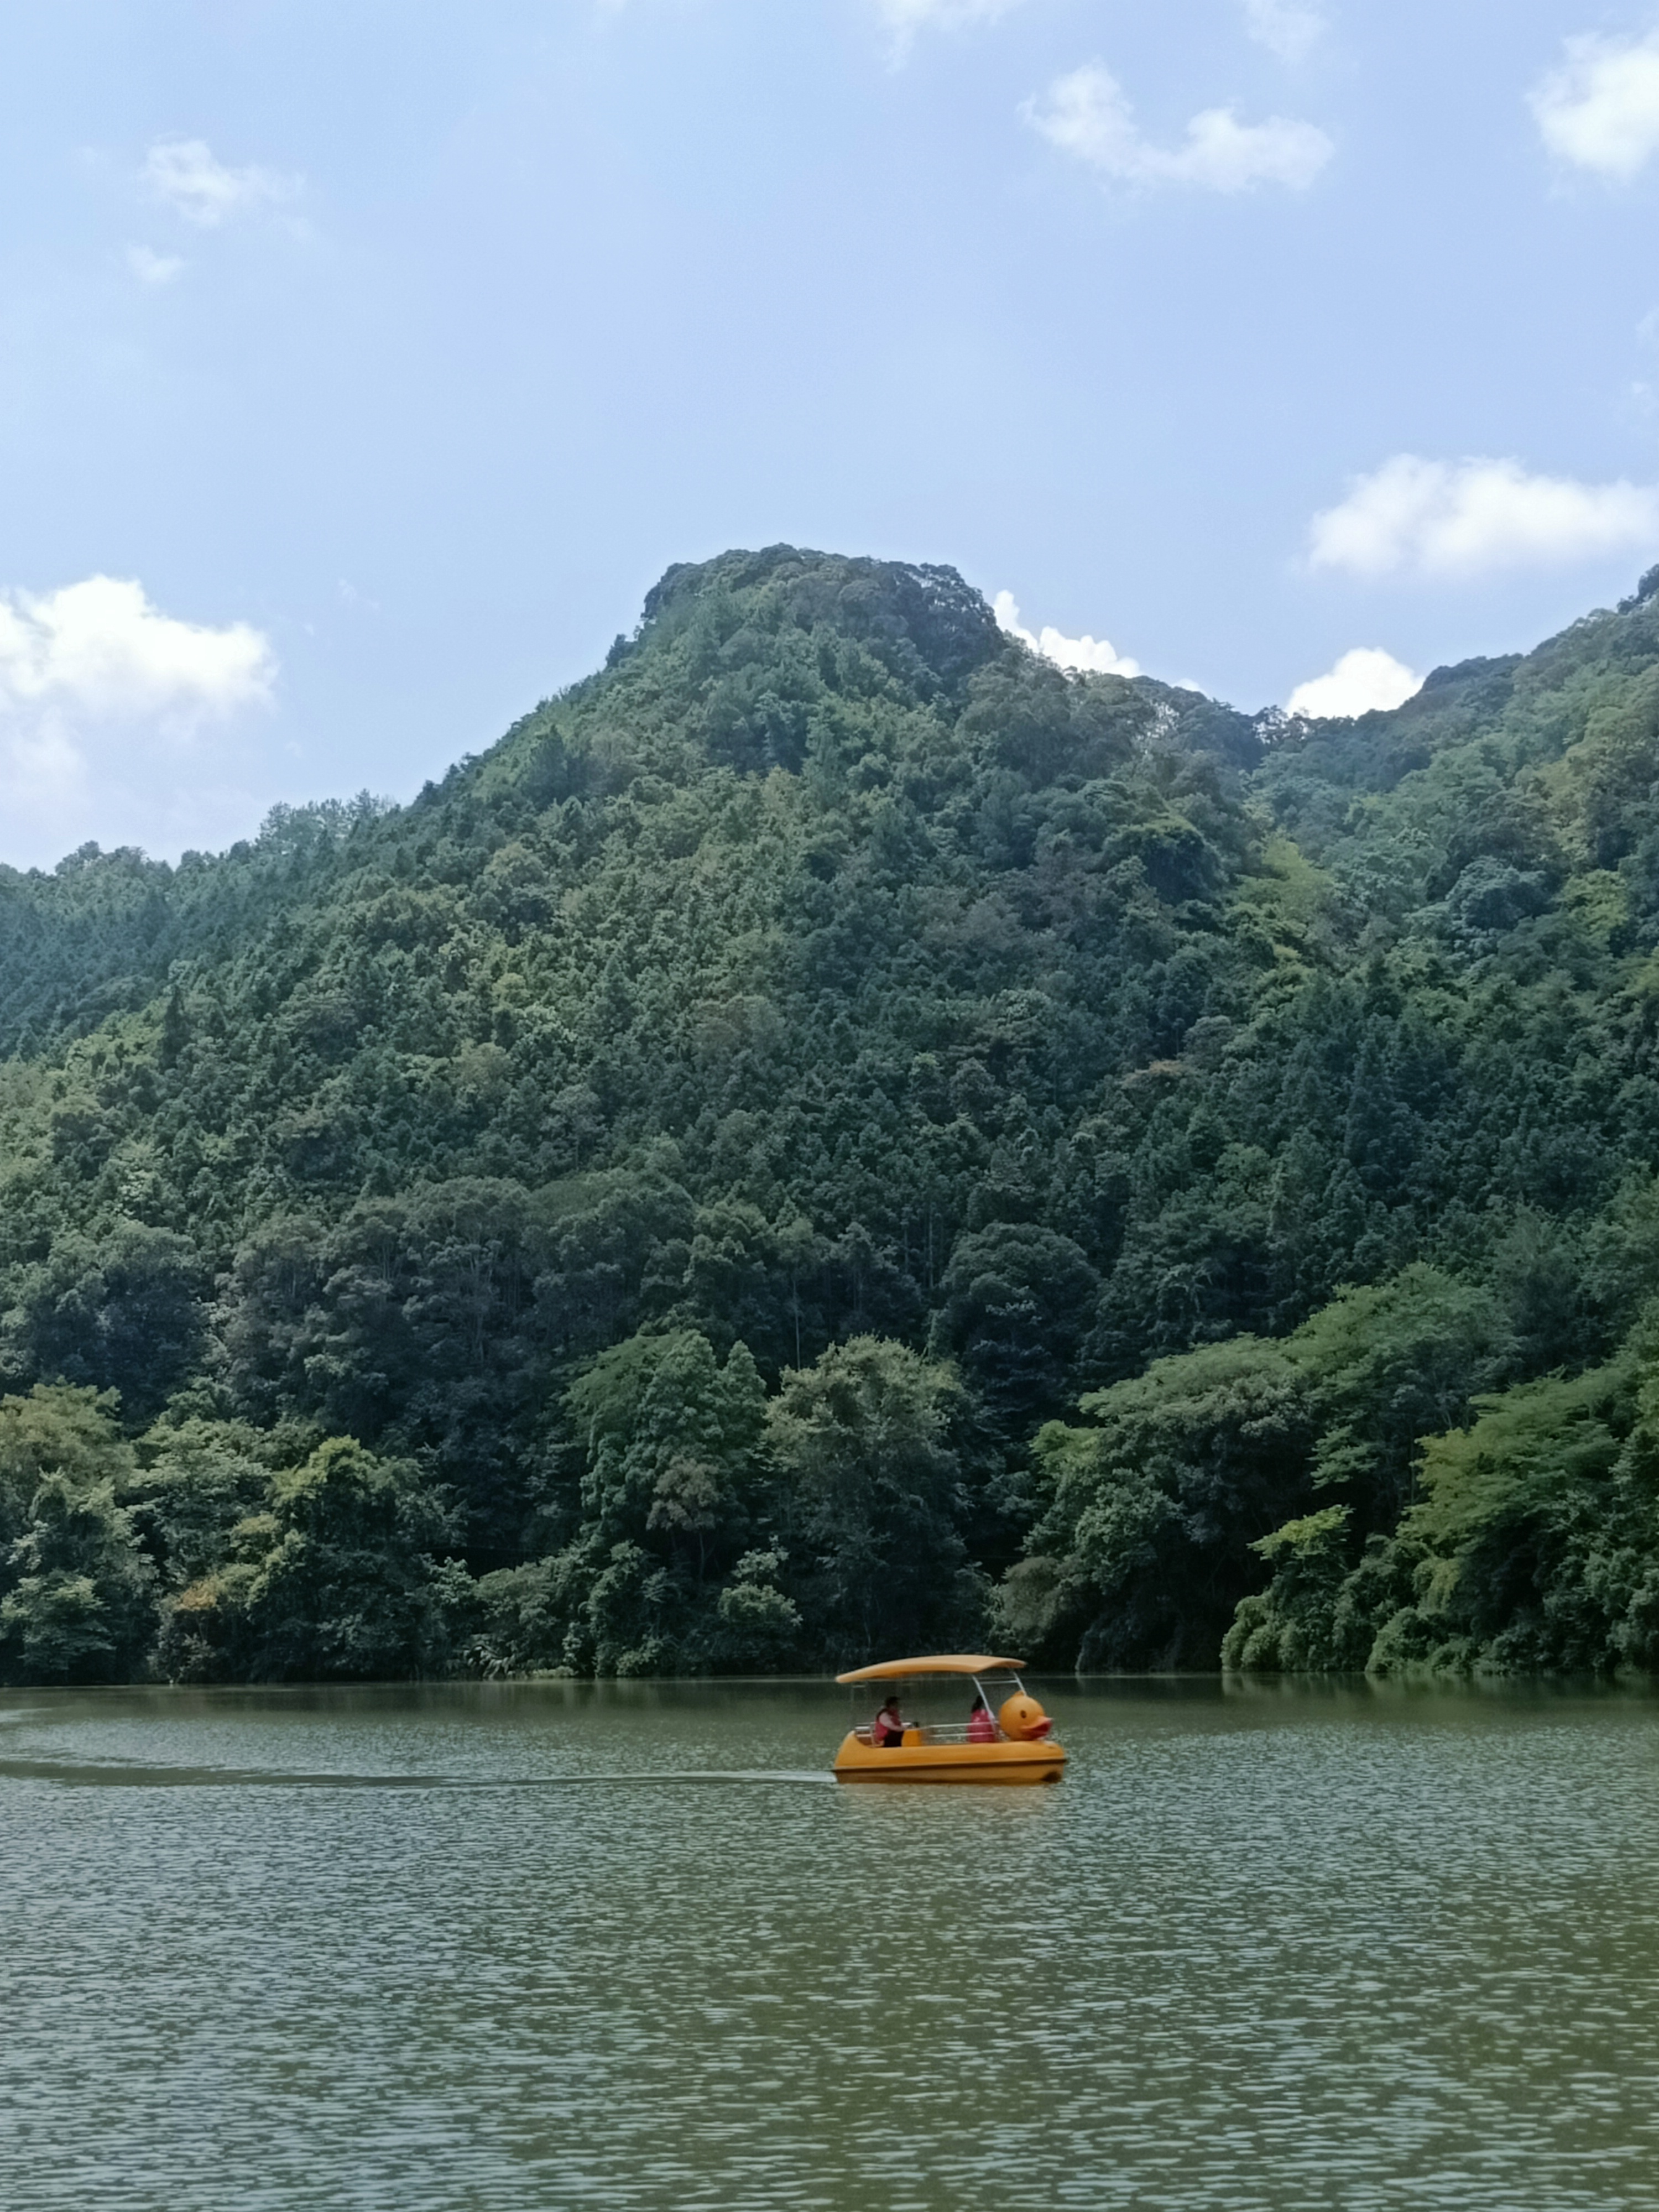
top-left (1308, 456), bottom-right (1659, 579)
top-left (0, 577), bottom-right (275, 863)
top-left (1287, 646), bottom-right (1421, 719)
top-left (994, 589), bottom-right (1140, 676)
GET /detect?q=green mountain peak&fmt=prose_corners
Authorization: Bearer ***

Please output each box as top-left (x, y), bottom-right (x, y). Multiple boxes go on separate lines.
top-left (7, 549), bottom-right (1659, 1683)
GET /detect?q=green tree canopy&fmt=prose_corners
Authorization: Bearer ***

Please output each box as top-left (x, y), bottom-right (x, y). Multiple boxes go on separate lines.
top-left (164, 1437), bottom-right (461, 1682)
top-left (767, 1334), bottom-right (978, 1666)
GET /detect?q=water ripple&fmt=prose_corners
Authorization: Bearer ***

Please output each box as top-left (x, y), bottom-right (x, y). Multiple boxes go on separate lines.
top-left (1, 1681), bottom-right (1656, 2210)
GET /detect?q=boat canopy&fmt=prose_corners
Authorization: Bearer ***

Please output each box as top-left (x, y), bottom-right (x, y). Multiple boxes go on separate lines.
top-left (835, 1653), bottom-right (1028, 1684)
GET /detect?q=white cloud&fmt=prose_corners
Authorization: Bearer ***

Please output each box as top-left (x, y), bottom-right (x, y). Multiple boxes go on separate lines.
top-left (875, 0), bottom-right (1026, 57)
top-left (1286, 647), bottom-right (1422, 719)
top-left (1307, 455), bottom-right (1659, 579)
top-left (127, 244), bottom-right (184, 286)
top-left (994, 589), bottom-right (1141, 677)
top-left (141, 137), bottom-right (300, 227)
top-left (1243, 1), bottom-right (1323, 64)
top-left (1024, 62), bottom-right (1332, 192)
top-left (0, 577), bottom-right (272, 721)
top-left (1531, 29), bottom-right (1659, 179)
top-left (0, 577), bottom-right (276, 865)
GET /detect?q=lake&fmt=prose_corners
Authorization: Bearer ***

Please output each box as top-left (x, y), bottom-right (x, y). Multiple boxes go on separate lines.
top-left (2, 1678), bottom-right (1657, 2210)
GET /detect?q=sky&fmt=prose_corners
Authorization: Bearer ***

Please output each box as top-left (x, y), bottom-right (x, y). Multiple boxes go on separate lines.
top-left (7, 1), bottom-right (1659, 865)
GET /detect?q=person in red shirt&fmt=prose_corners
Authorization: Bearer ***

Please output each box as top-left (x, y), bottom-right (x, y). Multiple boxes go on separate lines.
top-left (872, 1694), bottom-right (909, 1746)
top-left (967, 1695), bottom-right (997, 1743)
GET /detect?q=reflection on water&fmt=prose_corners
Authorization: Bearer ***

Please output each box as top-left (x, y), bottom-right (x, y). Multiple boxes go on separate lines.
top-left (3, 1678), bottom-right (1658, 2210)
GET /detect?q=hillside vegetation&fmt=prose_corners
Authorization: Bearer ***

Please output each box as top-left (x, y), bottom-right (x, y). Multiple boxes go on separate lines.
top-left (7, 545), bottom-right (1659, 1681)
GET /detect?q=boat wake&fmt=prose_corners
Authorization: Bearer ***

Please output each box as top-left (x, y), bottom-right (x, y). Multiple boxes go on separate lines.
top-left (0, 1755), bottom-right (835, 1790)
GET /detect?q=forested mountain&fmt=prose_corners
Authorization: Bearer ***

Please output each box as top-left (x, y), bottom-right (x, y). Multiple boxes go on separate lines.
top-left (6, 544), bottom-right (1659, 1682)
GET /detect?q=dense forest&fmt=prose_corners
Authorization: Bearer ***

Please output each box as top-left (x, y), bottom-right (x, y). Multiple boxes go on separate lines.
top-left (7, 543), bottom-right (1659, 1682)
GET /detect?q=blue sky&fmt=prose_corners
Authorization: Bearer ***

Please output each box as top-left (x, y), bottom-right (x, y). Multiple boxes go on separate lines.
top-left (6, 0), bottom-right (1659, 865)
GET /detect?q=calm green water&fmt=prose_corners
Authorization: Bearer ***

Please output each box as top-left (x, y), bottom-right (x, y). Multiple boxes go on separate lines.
top-left (3, 1678), bottom-right (1658, 2210)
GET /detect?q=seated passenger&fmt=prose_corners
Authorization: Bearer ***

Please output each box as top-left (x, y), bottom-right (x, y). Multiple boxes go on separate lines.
top-left (872, 1694), bottom-right (909, 1746)
top-left (967, 1695), bottom-right (997, 1744)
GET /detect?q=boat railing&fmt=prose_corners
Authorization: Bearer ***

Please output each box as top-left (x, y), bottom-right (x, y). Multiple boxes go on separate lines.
top-left (852, 1723), bottom-right (1004, 1746)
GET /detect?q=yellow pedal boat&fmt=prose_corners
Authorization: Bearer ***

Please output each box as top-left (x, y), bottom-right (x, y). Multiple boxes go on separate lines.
top-left (832, 1653), bottom-right (1066, 1786)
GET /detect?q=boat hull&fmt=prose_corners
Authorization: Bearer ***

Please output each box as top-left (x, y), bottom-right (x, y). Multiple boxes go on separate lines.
top-left (831, 1731), bottom-right (1066, 1786)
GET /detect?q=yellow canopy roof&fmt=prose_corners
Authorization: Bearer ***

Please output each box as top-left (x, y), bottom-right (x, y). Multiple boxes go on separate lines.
top-left (835, 1653), bottom-right (1028, 1684)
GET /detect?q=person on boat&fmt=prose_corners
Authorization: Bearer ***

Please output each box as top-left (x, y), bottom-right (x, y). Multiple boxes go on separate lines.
top-left (967, 1695), bottom-right (997, 1743)
top-left (872, 1694), bottom-right (910, 1747)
